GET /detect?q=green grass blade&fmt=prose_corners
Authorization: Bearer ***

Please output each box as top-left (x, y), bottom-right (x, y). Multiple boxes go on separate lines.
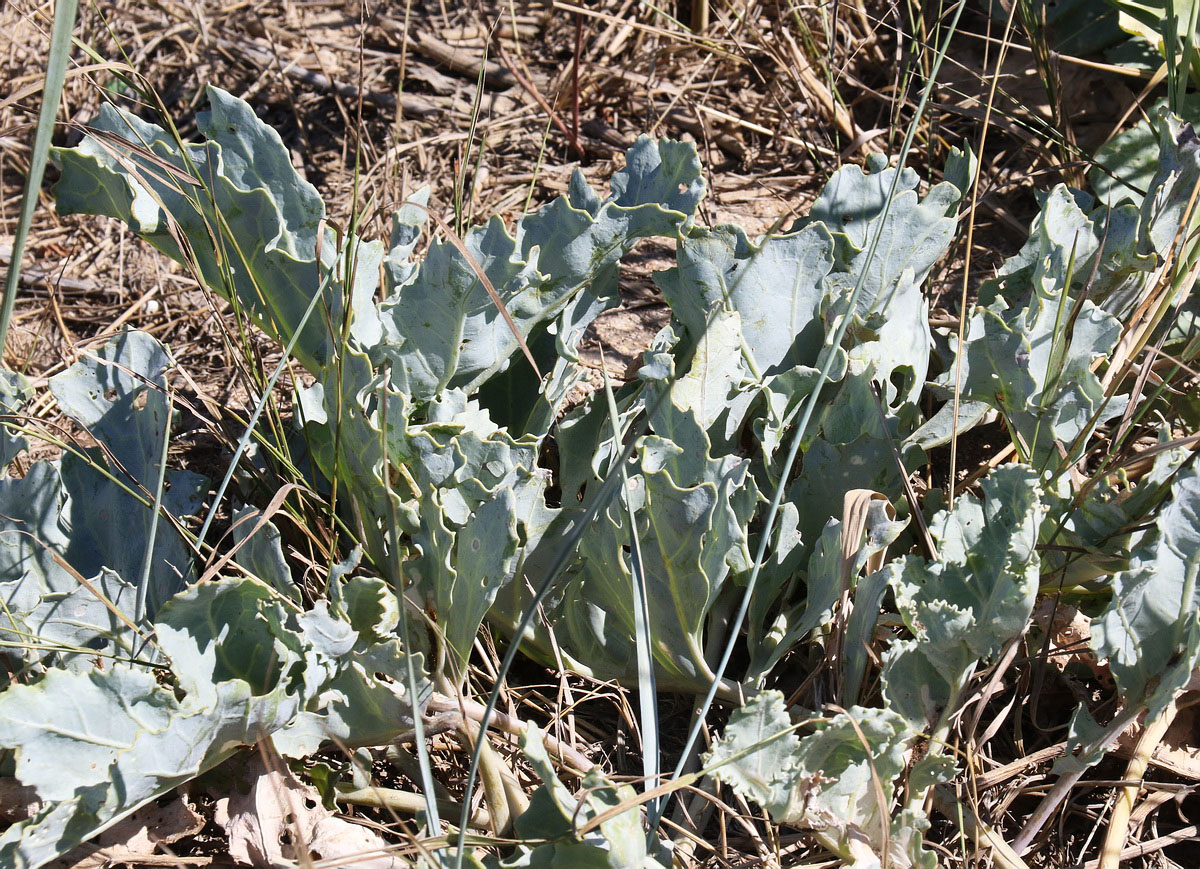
top-left (601, 364), bottom-right (661, 820)
top-left (0, 0), bottom-right (80, 355)
top-left (135, 394), bottom-right (173, 629)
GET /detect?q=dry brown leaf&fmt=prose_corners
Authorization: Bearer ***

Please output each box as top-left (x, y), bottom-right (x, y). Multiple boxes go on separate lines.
top-left (214, 752), bottom-right (403, 869)
top-left (1032, 599), bottom-right (1111, 690)
top-left (49, 794), bottom-right (204, 869)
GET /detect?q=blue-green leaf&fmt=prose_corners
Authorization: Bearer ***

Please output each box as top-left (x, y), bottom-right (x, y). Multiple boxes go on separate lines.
top-left (1093, 462), bottom-right (1200, 719)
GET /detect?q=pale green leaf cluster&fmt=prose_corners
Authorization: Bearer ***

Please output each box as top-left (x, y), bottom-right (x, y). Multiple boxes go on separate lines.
top-left (28, 86), bottom-right (1200, 867)
top-left (1093, 462), bottom-right (1200, 719)
top-left (0, 332), bottom-right (202, 674)
top-left (0, 333), bottom-right (428, 866)
top-left (706, 692), bottom-right (933, 869)
top-left (0, 568), bottom-right (428, 867)
top-left (884, 466), bottom-right (1044, 727)
top-left (708, 466), bottom-right (1043, 868)
top-left (494, 726), bottom-right (667, 868)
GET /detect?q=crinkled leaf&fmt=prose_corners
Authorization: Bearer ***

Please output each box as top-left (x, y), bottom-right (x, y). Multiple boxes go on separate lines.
top-left (0, 576), bottom-right (427, 866)
top-left (655, 224), bottom-right (834, 376)
top-left (1139, 112), bottom-right (1200, 261)
top-left (10, 567), bottom-right (138, 666)
top-left (978, 186), bottom-right (1099, 307)
top-left (1093, 462), bottom-right (1200, 719)
top-left (412, 488), bottom-right (519, 673)
top-left (379, 136), bottom-right (703, 402)
top-left (1090, 98), bottom-right (1200, 207)
top-left (884, 465), bottom-right (1043, 729)
top-left (648, 307), bottom-right (754, 448)
top-left (546, 428), bottom-right (757, 690)
top-left (704, 690), bottom-right (802, 819)
top-left (707, 692), bottom-right (925, 868)
top-left (53, 88), bottom-right (372, 373)
top-left (894, 465), bottom-right (1043, 659)
top-left (806, 152), bottom-right (963, 301)
top-left (0, 334), bottom-right (203, 674)
top-left (339, 576), bottom-right (400, 642)
top-left (274, 638), bottom-right (431, 758)
top-left (952, 278), bottom-right (1125, 467)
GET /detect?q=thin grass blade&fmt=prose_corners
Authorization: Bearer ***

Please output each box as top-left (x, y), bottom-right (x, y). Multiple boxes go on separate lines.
top-left (601, 363), bottom-right (661, 819)
top-left (0, 0), bottom-right (80, 354)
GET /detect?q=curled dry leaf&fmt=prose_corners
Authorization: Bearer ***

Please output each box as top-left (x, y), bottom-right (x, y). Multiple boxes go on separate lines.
top-left (214, 752), bottom-right (403, 869)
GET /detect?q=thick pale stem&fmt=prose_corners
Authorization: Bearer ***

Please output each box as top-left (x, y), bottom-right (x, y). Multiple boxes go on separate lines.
top-left (426, 692), bottom-right (594, 774)
top-left (465, 725), bottom-right (517, 836)
top-left (1098, 701), bottom-right (1178, 869)
top-left (931, 786), bottom-right (1031, 869)
top-left (336, 785), bottom-right (491, 830)
top-left (435, 675), bottom-right (528, 837)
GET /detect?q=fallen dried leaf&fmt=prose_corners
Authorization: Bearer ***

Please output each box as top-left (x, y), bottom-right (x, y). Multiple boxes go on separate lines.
top-left (214, 751), bottom-right (403, 869)
top-left (49, 794), bottom-right (204, 869)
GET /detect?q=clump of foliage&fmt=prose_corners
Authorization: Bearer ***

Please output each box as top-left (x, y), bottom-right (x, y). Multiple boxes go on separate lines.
top-left (0, 86), bottom-right (1195, 866)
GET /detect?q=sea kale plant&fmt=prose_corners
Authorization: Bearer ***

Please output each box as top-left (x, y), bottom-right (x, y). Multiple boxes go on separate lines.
top-left (0, 86), bottom-right (1195, 867)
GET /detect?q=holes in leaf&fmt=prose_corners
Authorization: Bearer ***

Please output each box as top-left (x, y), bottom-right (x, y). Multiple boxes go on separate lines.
top-left (104, 388), bottom-right (118, 401)
top-left (889, 368), bottom-right (912, 403)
